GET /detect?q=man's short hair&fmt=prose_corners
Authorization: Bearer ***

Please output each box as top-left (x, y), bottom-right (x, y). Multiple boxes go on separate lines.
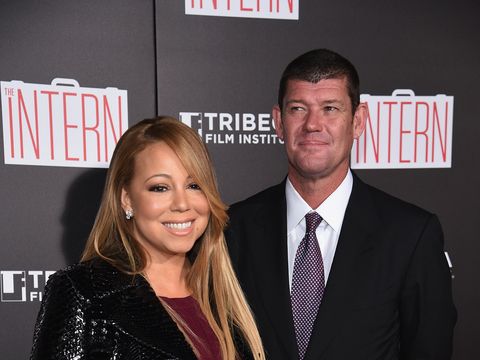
top-left (278, 49), bottom-right (360, 114)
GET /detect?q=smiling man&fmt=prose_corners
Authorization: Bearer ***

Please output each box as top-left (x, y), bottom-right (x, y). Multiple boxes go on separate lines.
top-left (226, 49), bottom-right (456, 360)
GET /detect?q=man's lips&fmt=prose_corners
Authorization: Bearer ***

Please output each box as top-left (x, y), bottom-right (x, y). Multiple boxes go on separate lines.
top-left (297, 133), bottom-right (331, 146)
top-left (297, 139), bottom-right (330, 147)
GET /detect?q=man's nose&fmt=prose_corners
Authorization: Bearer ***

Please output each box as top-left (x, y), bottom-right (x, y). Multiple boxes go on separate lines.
top-left (304, 109), bottom-right (324, 131)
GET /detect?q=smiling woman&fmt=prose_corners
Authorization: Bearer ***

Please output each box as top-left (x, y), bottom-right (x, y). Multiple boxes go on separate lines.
top-left (120, 141), bottom-right (211, 273)
top-left (30, 117), bottom-right (265, 360)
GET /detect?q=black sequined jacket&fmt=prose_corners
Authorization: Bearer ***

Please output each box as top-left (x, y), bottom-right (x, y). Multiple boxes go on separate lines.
top-left (30, 259), bottom-right (253, 360)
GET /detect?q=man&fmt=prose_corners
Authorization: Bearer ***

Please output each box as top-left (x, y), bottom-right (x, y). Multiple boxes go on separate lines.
top-left (226, 49), bottom-right (456, 360)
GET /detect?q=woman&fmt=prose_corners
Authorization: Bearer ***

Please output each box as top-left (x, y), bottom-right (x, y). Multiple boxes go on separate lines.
top-left (30, 116), bottom-right (265, 360)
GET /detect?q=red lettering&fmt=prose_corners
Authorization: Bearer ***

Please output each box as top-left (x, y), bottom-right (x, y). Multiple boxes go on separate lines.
top-left (287, 0), bottom-right (294, 12)
top-left (352, 95), bottom-right (452, 168)
top-left (274, 0), bottom-right (293, 12)
top-left (384, 101), bottom-right (396, 163)
top-left (414, 102), bottom-right (429, 162)
top-left (103, 95), bottom-right (124, 162)
top-left (191, 0), bottom-right (203, 8)
top-left (241, 0), bottom-right (253, 11)
top-left (8, 96), bottom-right (14, 157)
top-left (40, 90), bottom-right (59, 160)
top-left (17, 89), bottom-right (40, 159)
top-left (189, 0), bottom-right (294, 14)
top-left (354, 101), bottom-right (381, 164)
top-left (365, 102), bottom-right (380, 163)
top-left (63, 92), bottom-right (79, 161)
top-left (5, 83), bottom-right (126, 166)
top-left (191, 0), bottom-right (220, 8)
top-left (190, 0), bottom-right (295, 14)
top-left (399, 102), bottom-right (412, 163)
top-left (81, 93), bottom-right (100, 161)
top-left (432, 102), bottom-right (448, 162)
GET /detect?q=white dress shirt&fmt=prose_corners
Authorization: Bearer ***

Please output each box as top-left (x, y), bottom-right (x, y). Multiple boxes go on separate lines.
top-left (286, 170), bottom-right (353, 291)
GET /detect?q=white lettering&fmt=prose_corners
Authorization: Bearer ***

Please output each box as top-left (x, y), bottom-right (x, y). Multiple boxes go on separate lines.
top-left (0, 270), bottom-right (55, 302)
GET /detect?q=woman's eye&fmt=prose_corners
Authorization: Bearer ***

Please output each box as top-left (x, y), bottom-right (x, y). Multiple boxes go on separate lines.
top-left (188, 183), bottom-right (202, 191)
top-left (149, 185), bottom-right (168, 192)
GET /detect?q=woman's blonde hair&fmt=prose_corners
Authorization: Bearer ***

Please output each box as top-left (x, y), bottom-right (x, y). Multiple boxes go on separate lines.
top-left (81, 116), bottom-right (264, 360)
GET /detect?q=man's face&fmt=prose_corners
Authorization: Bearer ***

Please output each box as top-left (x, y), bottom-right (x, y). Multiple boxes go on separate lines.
top-left (273, 77), bottom-right (365, 183)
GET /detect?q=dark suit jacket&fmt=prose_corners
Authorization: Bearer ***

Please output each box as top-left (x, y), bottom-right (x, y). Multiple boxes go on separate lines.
top-left (226, 175), bottom-right (456, 360)
top-left (30, 259), bottom-right (253, 360)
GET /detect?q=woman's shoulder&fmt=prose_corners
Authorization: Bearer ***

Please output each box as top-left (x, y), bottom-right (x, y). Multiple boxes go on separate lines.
top-left (46, 258), bottom-right (135, 300)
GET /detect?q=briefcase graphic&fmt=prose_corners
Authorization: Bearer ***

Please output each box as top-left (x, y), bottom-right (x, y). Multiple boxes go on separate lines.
top-left (1, 78), bottom-right (128, 168)
top-left (351, 89), bottom-right (453, 169)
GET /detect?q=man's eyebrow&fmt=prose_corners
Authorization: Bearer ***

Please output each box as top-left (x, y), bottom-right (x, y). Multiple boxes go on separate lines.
top-left (321, 99), bottom-right (344, 105)
top-left (284, 99), bottom-right (307, 105)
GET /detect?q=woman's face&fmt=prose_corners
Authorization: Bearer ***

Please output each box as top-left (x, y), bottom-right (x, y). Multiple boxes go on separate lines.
top-left (121, 141), bottom-right (210, 262)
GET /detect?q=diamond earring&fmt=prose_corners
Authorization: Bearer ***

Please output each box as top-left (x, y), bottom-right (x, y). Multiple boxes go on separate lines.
top-left (125, 209), bottom-right (133, 220)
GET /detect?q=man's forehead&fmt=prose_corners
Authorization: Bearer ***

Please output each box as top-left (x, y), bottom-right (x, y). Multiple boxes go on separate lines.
top-left (284, 78), bottom-right (349, 99)
top-left (287, 76), bottom-right (348, 89)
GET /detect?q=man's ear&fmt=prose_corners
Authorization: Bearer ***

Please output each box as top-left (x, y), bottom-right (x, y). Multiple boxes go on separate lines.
top-left (353, 102), bottom-right (367, 139)
top-left (272, 104), bottom-right (284, 140)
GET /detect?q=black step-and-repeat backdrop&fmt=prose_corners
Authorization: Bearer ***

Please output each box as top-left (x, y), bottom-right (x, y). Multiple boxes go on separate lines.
top-left (1, 1), bottom-right (478, 359)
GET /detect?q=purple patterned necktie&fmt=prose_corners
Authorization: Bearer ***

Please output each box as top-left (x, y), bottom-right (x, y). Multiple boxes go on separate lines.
top-left (291, 211), bottom-right (324, 360)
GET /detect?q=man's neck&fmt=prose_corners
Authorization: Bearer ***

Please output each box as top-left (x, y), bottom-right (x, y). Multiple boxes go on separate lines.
top-left (288, 168), bottom-right (349, 209)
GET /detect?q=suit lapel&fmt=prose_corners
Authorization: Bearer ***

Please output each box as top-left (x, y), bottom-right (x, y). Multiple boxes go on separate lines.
top-left (249, 182), bottom-right (299, 359)
top-left (305, 176), bottom-right (380, 360)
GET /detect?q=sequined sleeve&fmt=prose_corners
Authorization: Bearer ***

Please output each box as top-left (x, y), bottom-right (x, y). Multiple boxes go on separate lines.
top-left (30, 271), bottom-right (88, 360)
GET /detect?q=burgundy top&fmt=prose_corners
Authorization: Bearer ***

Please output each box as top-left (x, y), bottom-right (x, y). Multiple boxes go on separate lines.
top-left (161, 295), bottom-right (222, 360)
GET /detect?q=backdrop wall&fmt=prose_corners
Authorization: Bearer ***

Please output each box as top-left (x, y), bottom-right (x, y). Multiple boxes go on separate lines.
top-left (0, 1), bottom-right (478, 359)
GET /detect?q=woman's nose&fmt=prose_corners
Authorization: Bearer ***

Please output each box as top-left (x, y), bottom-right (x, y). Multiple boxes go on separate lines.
top-left (171, 189), bottom-right (190, 212)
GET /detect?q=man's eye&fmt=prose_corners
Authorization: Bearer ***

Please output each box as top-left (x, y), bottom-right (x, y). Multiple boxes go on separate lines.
top-left (188, 183), bottom-right (202, 191)
top-left (324, 106), bottom-right (338, 112)
top-left (290, 106), bottom-right (305, 112)
top-left (149, 185), bottom-right (168, 192)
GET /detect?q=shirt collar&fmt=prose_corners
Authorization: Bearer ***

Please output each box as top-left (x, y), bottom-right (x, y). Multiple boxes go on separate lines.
top-left (285, 170), bottom-right (353, 233)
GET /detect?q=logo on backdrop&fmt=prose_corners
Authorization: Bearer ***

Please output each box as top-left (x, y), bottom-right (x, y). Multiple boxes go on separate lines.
top-left (179, 111), bottom-right (283, 145)
top-left (351, 90), bottom-right (454, 169)
top-left (185, 0), bottom-right (299, 20)
top-left (1, 78), bottom-right (128, 168)
top-left (0, 270), bottom-right (55, 302)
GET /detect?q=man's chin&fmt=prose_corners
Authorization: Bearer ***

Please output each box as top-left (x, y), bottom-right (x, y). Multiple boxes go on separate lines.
top-left (290, 159), bottom-right (349, 181)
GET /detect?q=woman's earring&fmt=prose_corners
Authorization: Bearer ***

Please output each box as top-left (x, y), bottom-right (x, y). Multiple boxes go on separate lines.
top-left (125, 209), bottom-right (134, 220)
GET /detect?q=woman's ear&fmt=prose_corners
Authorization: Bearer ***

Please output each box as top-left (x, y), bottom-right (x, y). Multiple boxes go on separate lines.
top-left (121, 187), bottom-right (134, 220)
top-left (121, 187), bottom-right (132, 211)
